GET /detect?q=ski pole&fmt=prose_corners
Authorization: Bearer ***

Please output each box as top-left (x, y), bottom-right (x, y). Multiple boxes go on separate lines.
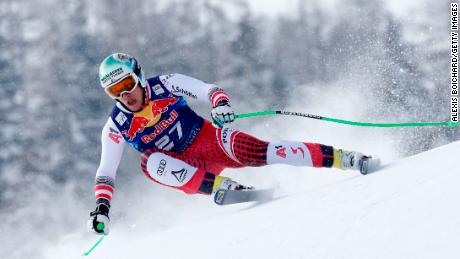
top-left (235, 110), bottom-right (459, 128)
top-left (82, 223), bottom-right (106, 256)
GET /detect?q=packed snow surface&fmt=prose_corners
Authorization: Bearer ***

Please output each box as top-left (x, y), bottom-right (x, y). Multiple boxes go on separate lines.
top-left (50, 141), bottom-right (459, 259)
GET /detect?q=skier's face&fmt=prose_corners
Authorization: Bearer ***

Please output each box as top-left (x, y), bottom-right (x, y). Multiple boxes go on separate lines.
top-left (118, 85), bottom-right (144, 112)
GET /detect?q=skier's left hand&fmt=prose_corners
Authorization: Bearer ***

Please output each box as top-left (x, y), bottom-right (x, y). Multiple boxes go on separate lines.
top-left (87, 203), bottom-right (110, 235)
top-left (211, 103), bottom-right (235, 127)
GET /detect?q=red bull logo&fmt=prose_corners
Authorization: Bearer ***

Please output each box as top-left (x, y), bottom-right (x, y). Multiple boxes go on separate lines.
top-left (122, 97), bottom-right (178, 141)
top-left (141, 110), bottom-right (178, 144)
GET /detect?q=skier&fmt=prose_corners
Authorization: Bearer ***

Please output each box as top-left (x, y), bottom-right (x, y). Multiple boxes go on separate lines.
top-left (88, 53), bottom-right (375, 235)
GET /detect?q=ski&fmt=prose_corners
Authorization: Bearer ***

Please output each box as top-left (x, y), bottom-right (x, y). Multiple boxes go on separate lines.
top-left (213, 188), bottom-right (275, 205)
top-left (359, 156), bottom-right (381, 175)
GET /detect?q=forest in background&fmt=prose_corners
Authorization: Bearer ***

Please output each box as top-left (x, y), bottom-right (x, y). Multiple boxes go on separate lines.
top-left (0, 0), bottom-right (457, 217)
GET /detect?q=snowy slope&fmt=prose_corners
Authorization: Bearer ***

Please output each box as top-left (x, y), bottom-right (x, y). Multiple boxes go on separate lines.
top-left (49, 141), bottom-right (460, 259)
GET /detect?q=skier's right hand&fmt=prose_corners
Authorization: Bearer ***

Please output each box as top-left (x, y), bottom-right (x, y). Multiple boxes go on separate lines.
top-left (87, 203), bottom-right (110, 235)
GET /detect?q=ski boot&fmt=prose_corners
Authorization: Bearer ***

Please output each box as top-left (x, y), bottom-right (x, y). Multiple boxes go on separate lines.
top-left (333, 149), bottom-right (379, 175)
top-left (212, 176), bottom-right (254, 194)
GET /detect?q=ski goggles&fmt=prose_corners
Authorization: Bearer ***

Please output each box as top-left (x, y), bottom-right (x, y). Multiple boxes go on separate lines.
top-left (104, 73), bottom-right (140, 99)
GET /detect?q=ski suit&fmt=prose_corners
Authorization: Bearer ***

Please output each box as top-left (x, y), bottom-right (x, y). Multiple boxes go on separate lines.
top-left (94, 74), bottom-right (334, 203)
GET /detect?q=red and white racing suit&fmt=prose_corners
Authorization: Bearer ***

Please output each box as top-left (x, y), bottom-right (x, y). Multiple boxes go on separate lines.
top-left (94, 74), bottom-right (334, 204)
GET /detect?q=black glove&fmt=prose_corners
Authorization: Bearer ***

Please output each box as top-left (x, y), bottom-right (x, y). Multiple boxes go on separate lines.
top-left (87, 203), bottom-right (110, 235)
